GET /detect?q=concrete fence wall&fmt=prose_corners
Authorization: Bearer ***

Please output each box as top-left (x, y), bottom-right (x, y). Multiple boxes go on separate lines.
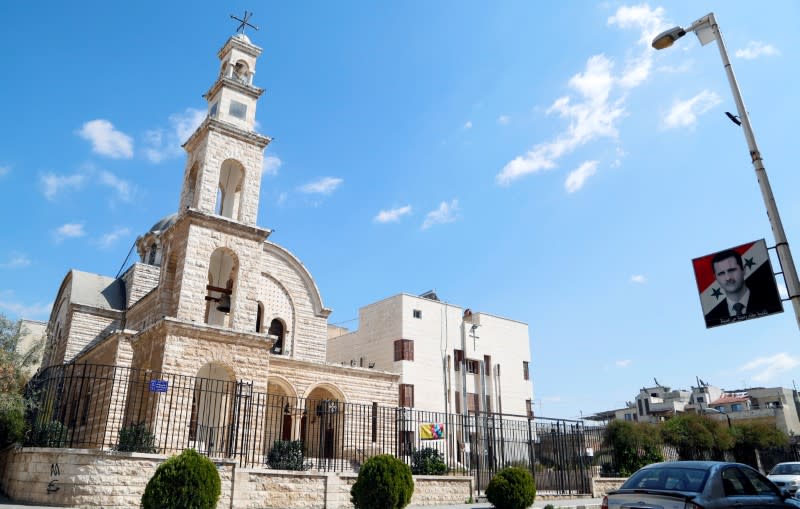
top-left (0, 447), bottom-right (473, 509)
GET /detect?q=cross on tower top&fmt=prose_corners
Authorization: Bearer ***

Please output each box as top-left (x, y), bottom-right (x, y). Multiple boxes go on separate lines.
top-left (230, 11), bottom-right (259, 35)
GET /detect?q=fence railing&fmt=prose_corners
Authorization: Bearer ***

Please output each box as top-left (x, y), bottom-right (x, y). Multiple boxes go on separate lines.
top-left (28, 363), bottom-right (799, 494)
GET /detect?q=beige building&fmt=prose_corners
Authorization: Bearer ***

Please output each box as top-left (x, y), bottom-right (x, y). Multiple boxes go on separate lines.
top-left (588, 380), bottom-right (800, 436)
top-left (36, 32), bottom-right (400, 461)
top-left (327, 292), bottom-right (534, 417)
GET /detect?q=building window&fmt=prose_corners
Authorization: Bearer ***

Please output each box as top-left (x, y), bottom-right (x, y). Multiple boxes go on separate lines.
top-left (484, 355), bottom-right (491, 375)
top-left (455, 391), bottom-right (461, 414)
top-left (394, 339), bottom-right (414, 361)
top-left (624, 413), bottom-right (633, 421)
top-left (696, 396), bottom-right (704, 403)
top-left (229, 100), bottom-right (247, 119)
top-left (412, 309), bottom-right (422, 319)
top-left (523, 361), bottom-right (529, 380)
top-left (526, 399), bottom-right (533, 418)
top-left (466, 359), bottom-right (479, 374)
top-left (485, 395), bottom-right (492, 413)
top-left (454, 349), bottom-right (463, 371)
top-left (399, 384), bottom-right (414, 408)
top-left (209, 102), bottom-right (219, 118)
top-left (467, 392), bottom-right (479, 413)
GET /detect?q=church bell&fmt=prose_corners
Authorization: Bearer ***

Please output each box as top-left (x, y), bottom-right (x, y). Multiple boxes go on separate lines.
top-left (217, 294), bottom-right (231, 313)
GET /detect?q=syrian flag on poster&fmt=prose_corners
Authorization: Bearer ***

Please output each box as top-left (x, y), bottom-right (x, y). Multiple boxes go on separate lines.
top-left (691, 239), bottom-right (784, 329)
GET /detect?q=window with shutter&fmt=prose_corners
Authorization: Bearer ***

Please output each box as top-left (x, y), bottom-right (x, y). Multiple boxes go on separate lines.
top-left (454, 349), bottom-right (463, 371)
top-left (394, 339), bottom-right (414, 361)
top-left (523, 361), bottom-right (530, 380)
top-left (455, 391), bottom-right (461, 414)
top-left (484, 355), bottom-right (491, 375)
top-left (399, 384), bottom-right (415, 407)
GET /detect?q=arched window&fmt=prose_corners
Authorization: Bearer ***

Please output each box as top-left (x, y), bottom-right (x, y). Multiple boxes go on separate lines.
top-left (205, 248), bottom-right (237, 327)
top-left (215, 160), bottom-right (244, 220)
top-left (269, 319), bottom-right (284, 355)
top-left (148, 243), bottom-right (157, 265)
top-left (256, 302), bottom-right (264, 333)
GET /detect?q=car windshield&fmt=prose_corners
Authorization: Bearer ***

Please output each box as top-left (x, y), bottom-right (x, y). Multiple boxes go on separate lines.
top-left (770, 464), bottom-right (800, 475)
top-left (623, 466), bottom-right (709, 493)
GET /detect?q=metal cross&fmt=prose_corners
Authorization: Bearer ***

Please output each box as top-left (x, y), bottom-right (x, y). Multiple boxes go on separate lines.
top-left (230, 11), bottom-right (259, 35)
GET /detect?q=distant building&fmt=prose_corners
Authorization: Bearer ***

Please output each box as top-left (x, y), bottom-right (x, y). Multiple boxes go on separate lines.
top-left (16, 319), bottom-right (46, 376)
top-left (587, 379), bottom-right (800, 436)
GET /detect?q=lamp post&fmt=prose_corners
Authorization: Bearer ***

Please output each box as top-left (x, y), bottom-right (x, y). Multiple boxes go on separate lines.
top-left (652, 12), bottom-right (800, 332)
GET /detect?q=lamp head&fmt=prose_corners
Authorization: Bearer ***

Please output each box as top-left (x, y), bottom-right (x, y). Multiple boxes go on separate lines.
top-left (652, 26), bottom-right (687, 50)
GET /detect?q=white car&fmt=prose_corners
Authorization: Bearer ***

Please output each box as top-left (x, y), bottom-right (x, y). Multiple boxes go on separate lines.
top-left (769, 462), bottom-right (800, 495)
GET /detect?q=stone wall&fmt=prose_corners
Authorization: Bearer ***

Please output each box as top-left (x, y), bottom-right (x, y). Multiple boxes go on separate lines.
top-left (591, 476), bottom-right (626, 497)
top-left (0, 448), bottom-right (473, 509)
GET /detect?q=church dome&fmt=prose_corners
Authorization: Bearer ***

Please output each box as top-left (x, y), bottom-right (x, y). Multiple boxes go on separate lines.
top-left (148, 213), bottom-right (179, 234)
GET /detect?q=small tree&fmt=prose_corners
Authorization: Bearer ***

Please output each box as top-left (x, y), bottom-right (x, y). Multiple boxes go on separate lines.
top-left (0, 315), bottom-right (45, 448)
top-left (411, 447), bottom-right (447, 475)
top-left (116, 422), bottom-right (157, 453)
top-left (604, 420), bottom-right (664, 475)
top-left (662, 413), bottom-right (734, 460)
top-left (485, 466), bottom-right (536, 509)
top-left (732, 419), bottom-right (788, 466)
top-left (351, 454), bottom-right (414, 509)
top-left (141, 449), bottom-right (221, 509)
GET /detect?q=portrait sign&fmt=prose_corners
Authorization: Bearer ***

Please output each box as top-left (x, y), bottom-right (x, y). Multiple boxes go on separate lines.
top-left (692, 239), bottom-right (783, 328)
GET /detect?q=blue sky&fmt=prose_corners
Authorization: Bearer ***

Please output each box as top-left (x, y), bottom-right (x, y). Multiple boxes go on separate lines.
top-left (2, 1), bottom-right (800, 420)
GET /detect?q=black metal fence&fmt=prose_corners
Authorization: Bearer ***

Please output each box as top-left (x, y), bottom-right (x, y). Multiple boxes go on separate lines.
top-left (23, 363), bottom-right (598, 495)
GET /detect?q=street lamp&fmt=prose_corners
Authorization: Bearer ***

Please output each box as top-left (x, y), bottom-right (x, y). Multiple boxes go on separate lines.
top-left (652, 13), bottom-right (800, 332)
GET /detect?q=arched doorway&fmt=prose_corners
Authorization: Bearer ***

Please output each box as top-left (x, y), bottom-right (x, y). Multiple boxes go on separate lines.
top-left (303, 385), bottom-right (345, 469)
top-left (189, 362), bottom-right (235, 457)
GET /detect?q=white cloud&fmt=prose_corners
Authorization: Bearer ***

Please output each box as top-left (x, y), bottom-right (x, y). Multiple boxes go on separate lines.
top-left (497, 5), bottom-right (665, 186)
top-left (77, 119), bottom-right (134, 159)
top-left (100, 171), bottom-right (133, 201)
top-left (374, 205), bottom-right (412, 224)
top-left (421, 199), bottom-right (459, 230)
top-left (96, 227), bottom-right (131, 249)
top-left (630, 274), bottom-right (647, 284)
top-left (739, 353), bottom-right (800, 383)
top-left (40, 172), bottom-right (85, 200)
top-left (277, 192), bottom-right (288, 206)
top-left (664, 90), bottom-right (722, 129)
top-left (54, 223), bottom-right (86, 242)
top-left (0, 165), bottom-right (9, 177)
top-left (735, 41), bottom-right (779, 60)
top-left (565, 160), bottom-right (599, 193)
top-left (464, 121), bottom-right (473, 129)
top-left (0, 293), bottom-right (52, 319)
top-left (262, 155), bottom-right (282, 176)
top-left (615, 359), bottom-right (632, 367)
top-left (144, 108), bottom-right (205, 163)
top-left (0, 253), bottom-right (31, 269)
top-left (299, 177), bottom-right (343, 195)
top-left (497, 115), bottom-right (510, 125)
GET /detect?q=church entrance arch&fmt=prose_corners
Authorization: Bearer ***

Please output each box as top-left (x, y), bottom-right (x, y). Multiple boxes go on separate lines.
top-left (189, 362), bottom-right (236, 457)
top-left (303, 385), bottom-right (345, 468)
top-left (263, 377), bottom-right (299, 453)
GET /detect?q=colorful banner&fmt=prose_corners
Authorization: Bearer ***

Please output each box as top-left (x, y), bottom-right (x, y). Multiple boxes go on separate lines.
top-left (419, 422), bottom-right (445, 440)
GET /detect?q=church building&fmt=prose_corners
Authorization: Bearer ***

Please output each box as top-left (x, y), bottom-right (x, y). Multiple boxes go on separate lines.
top-left (37, 31), bottom-right (400, 461)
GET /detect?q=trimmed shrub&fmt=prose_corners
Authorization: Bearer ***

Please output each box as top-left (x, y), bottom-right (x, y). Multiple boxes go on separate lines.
top-left (0, 393), bottom-right (26, 447)
top-left (267, 440), bottom-right (311, 470)
top-left (29, 420), bottom-right (68, 448)
top-left (141, 449), bottom-right (221, 509)
top-left (486, 466), bottom-right (536, 509)
top-left (116, 422), bottom-right (157, 453)
top-left (411, 447), bottom-right (447, 475)
top-left (351, 454), bottom-right (414, 509)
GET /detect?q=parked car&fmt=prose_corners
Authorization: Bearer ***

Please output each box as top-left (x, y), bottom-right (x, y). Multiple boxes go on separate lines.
top-left (769, 462), bottom-right (800, 495)
top-left (602, 461), bottom-right (800, 509)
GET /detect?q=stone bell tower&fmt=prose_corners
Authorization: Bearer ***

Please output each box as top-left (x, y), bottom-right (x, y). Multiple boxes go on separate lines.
top-left (156, 31), bottom-right (273, 331)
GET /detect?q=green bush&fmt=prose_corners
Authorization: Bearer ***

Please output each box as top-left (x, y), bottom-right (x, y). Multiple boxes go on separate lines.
top-left (29, 420), bottom-right (68, 448)
top-left (116, 422), bottom-right (157, 453)
top-left (604, 420), bottom-right (664, 475)
top-left (351, 454), bottom-right (414, 509)
top-left (0, 393), bottom-right (26, 447)
top-left (485, 466), bottom-right (536, 509)
top-left (141, 449), bottom-right (221, 509)
top-left (411, 447), bottom-right (447, 475)
top-left (267, 440), bottom-right (311, 470)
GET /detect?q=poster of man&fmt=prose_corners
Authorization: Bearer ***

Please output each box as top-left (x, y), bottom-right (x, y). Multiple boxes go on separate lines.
top-left (692, 239), bottom-right (784, 328)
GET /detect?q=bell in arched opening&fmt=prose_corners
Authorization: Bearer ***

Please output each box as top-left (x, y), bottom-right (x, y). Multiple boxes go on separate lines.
top-left (216, 294), bottom-right (231, 313)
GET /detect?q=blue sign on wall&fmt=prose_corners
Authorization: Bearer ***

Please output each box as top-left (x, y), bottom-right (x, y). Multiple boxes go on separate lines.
top-left (149, 380), bottom-right (169, 393)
